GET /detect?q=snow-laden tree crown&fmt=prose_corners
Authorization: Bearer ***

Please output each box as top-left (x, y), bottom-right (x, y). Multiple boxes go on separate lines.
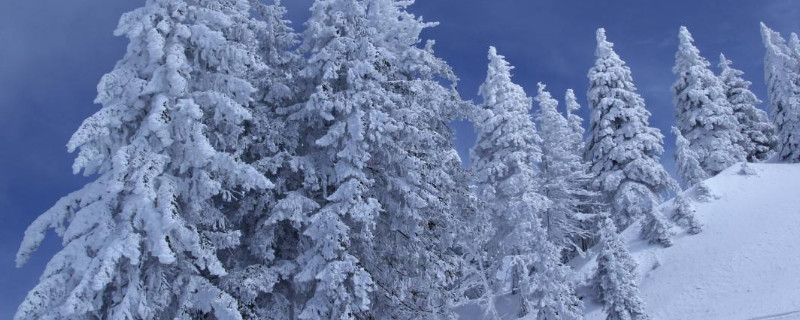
top-left (14, 2), bottom-right (798, 319)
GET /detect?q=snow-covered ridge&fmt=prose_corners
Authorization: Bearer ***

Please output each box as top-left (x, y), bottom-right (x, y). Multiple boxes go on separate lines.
top-left (577, 163), bottom-right (800, 320)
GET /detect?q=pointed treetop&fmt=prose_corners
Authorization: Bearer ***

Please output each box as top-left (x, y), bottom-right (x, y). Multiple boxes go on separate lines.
top-left (760, 22), bottom-right (787, 50)
top-left (719, 53), bottom-right (732, 71)
top-left (565, 89), bottom-right (580, 115)
top-left (674, 26), bottom-right (707, 73)
top-left (595, 28), bottom-right (615, 58)
top-left (536, 82), bottom-right (553, 102)
top-left (678, 26), bottom-right (693, 44)
top-left (480, 46), bottom-right (518, 105)
top-left (760, 22), bottom-right (774, 43)
top-left (487, 46), bottom-right (512, 73)
top-left (677, 26), bottom-right (699, 57)
top-left (596, 27), bottom-right (607, 43)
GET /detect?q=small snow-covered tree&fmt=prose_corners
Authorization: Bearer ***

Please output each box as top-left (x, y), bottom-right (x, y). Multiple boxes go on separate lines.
top-left (672, 127), bottom-right (708, 188)
top-left (673, 26), bottom-right (745, 175)
top-left (671, 194), bottom-right (703, 234)
top-left (535, 83), bottom-right (591, 256)
top-left (760, 23), bottom-right (800, 162)
top-left (639, 207), bottom-right (674, 247)
top-left (586, 28), bottom-right (677, 230)
top-left (472, 47), bottom-right (582, 319)
top-left (286, 0), bottom-right (469, 318)
top-left (593, 214), bottom-right (651, 320)
top-left (15, 1), bottom-right (274, 319)
top-left (718, 53), bottom-right (776, 162)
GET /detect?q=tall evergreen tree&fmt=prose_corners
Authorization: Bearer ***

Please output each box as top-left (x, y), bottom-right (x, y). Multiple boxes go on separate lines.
top-left (535, 83), bottom-right (591, 256)
top-left (472, 47), bottom-right (582, 319)
top-left (760, 23), bottom-right (800, 162)
top-left (718, 53), bottom-right (776, 162)
top-left (217, 2), bottom-right (306, 319)
top-left (15, 1), bottom-right (274, 319)
top-left (565, 89), bottom-right (586, 156)
top-left (586, 28), bottom-right (677, 230)
top-left (564, 89), bottom-right (602, 252)
top-left (673, 26), bottom-right (745, 175)
top-left (285, 0), bottom-right (468, 318)
top-left (593, 214), bottom-right (651, 320)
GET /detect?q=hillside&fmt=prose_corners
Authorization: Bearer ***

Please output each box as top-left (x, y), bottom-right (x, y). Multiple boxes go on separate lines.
top-left (576, 163), bottom-right (800, 320)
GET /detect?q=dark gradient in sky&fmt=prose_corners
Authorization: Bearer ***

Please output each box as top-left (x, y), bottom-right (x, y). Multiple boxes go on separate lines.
top-left (2, 0), bottom-right (799, 317)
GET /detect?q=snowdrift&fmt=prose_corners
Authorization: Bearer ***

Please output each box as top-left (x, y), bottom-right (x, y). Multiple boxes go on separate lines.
top-left (576, 163), bottom-right (800, 320)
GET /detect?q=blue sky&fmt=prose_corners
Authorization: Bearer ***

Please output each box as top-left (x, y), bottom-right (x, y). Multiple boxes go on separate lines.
top-left (1, 0), bottom-right (798, 317)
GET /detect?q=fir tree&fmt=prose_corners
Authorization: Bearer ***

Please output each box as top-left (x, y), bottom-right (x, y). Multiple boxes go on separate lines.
top-left (565, 89), bottom-right (601, 252)
top-left (718, 53), bottom-right (776, 162)
top-left (218, 1), bottom-right (306, 319)
top-left (673, 26), bottom-right (745, 175)
top-left (565, 89), bottom-right (587, 157)
top-left (535, 83), bottom-right (592, 256)
top-left (286, 0), bottom-right (468, 318)
top-left (472, 47), bottom-right (582, 319)
top-left (672, 127), bottom-right (708, 188)
top-left (594, 214), bottom-right (651, 320)
top-left (16, 1), bottom-right (273, 319)
top-left (671, 193), bottom-right (703, 235)
top-left (639, 207), bottom-right (674, 248)
top-left (760, 23), bottom-right (800, 162)
top-left (586, 28), bottom-right (677, 230)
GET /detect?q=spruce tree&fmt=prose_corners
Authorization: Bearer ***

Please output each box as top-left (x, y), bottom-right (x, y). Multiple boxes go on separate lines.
top-left (672, 127), bottom-right (708, 187)
top-left (286, 0), bottom-right (468, 318)
top-left (472, 47), bottom-right (582, 319)
top-left (718, 53), bottom-right (776, 162)
top-left (15, 1), bottom-right (273, 319)
top-left (760, 23), bottom-right (800, 162)
top-left (671, 193), bottom-right (703, 235)
top-left (586, 28), bottom-right (677, 230)
top-left (673, 26), bottom-right (745, 175)
top-left (218, 2), bottom-right (306, 319)
top-left (639, 207), bottom-right (674, 248)
top-left (594, 214), bottom-right (651, 320)
top-left (565, 89), bottom-right (601, 252)
top-left (565, 89), bottom-right (587, 156)
top-left (535, 83), bottom-right (591, 256)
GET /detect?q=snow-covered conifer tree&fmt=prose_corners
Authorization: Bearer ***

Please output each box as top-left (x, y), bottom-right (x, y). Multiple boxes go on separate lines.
top-left (586, 28), bottom-right (677, 230)
top-left (564, 89), bottom-right (601, 252)
top-left (673, 26), bottom-right (745, 175)
top-left (535, 83), bottom-right (591, 256)
top-left (639, 207), bottom-right (674, 247)
top-left (594, 214), bottom-right (651, 320)
top-left (285, 0), bottom-right (469, 318)
top-left (565, 89), bottom-right (587, 156)
top-left (718, 53), bottom-right (776, 162)
top-left (215, 2), bottom-right (306, 318)
top-left (672, 127), bottom-right (708, 187)
top-left (472, 47), bottom-right (582, 319)
top-left (15, 1), bottom-right (274, 319)
top-left (671, 193), bottom-right (703, 234)
top-left (760, 23), bottom-right (800, 162)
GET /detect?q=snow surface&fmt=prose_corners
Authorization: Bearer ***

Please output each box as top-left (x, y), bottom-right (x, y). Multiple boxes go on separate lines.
top-left (574, 163), bottom-right (800, 320)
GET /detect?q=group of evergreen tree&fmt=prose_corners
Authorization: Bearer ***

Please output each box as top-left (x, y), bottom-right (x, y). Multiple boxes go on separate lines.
top-left (13, 1), bottom-right (798, 319)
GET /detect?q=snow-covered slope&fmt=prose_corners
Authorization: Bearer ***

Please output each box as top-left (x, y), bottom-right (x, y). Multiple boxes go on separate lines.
top-left (577, 163), bottom-right (800, 320)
